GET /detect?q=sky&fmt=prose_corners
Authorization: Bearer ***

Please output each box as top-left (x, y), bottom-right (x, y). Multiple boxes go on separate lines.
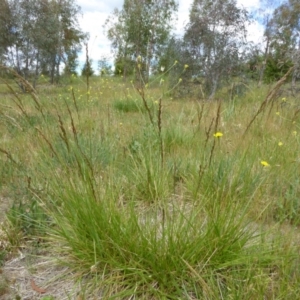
top-left (76, 0), bottom-right (265, 72)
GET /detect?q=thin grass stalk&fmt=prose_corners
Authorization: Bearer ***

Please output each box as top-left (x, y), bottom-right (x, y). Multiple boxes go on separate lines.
top-left (63, 98), bottom-right (79, 145)
top-left (0, 77), bottom-right (33, 124)
top-left (63, 104), bottom-right (96, 200)
top-left (71, 87), bottom-right (80, 121)
top-left (291, 107), bottom-right (300, 124)
top-left (85, 43), bottom-right (90, 101)
top-left (57, 112), bottom-right (70, 152)
top-left (208, 101), bottom-right (222, 168)
top-left (208, 138), bottom-right (216, 169)
top-left (182, 259), bottom-right (214, 298)
top-left (136, 86), bottom-right (154, 127)
top-left (0, 64), bottom-right (44, 118)
top-left (35, 127), bottom-right (59, 159)
top-left (0, 147), bottom-right (18, 165)
top-left (136, 56), bottom-right (146, 88)
top-left (204, 118), bottom-right (214, 149)
top-left (195, 101), bottom-right (204, 134)
top-left (243, 66), bottom-right (294, 136)
top-left (72, 152), bottom-right (96, 202)
top-left (266, 95), bottom-right (277, 120)
top-left (193, 164), bottom-right (205, 199)
top-left (214, 100), bottom-right (222, 134)
top-left (0, 111), bottom-right (24, 131)
top-left (157, 97), bottom-right (164, 167)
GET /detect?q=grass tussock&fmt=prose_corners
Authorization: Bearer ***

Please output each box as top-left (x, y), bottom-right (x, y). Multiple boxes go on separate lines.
top-left (0, 70), bottom-right (300, 299)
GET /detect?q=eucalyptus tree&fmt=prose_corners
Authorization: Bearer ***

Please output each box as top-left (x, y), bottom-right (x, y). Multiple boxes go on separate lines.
top-left (98, 56), bottom-right (112, 76)
top-left (263, 0), bottom-right (300, 83)
top-left (0, 0), bottom-right (13, 65)
top-left (34, 0), bottom-right (86, 82)
top-left (105, 0), bottom-right (178, 81)
top-left (184, 0), bottom-right (249, 99)
top-left (0, 0), bottom-right (86, 85)
top-left (253, 0), bottom-right (285, 85)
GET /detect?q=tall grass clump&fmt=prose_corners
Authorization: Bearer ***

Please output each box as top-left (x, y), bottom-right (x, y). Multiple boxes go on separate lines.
top-left (113, 98), bottom-right (147, 113)
top-left (1, 64), bottom-right (300, 298)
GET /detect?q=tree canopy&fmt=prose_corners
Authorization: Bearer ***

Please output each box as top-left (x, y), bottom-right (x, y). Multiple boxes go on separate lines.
top-left (105, 0), bottom-right (178, 82)
top-left (0, 0), bottom-right (86, 85)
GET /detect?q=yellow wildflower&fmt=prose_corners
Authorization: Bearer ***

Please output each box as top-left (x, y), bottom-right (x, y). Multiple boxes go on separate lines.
top-left (276, 112), bottom-right (280, 116)
top-left (281, 97), bottom-right (286, 102)
top-left (278, 142), bottom-right (283, 146)
top-left (184, 64), bottom-right (189, 69)
top-left (213, 132), bottom-right (223, 138)
top-left (261, 161), bottom-right (270, 167)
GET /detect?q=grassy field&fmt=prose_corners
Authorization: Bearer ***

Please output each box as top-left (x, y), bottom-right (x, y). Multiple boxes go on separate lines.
top-left (0, 71), bottom-right (300, 299)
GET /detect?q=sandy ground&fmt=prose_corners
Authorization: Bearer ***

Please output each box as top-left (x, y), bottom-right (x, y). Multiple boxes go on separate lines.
top-left (2, 253), bottom-right (79, 300)
top-left (0, 196), bottom-right (80, 300)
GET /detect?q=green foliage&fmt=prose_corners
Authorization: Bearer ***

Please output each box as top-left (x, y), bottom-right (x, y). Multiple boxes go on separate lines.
top-left (114, 56), bottom-right (135, 76)
top-left (105, 0), bottom-right (178, 81)
top-left (97, 56), bottom-right (112, 76)
top-left (113, 98), bottom-right (147, 113)
top-left (81, 59), bottom-right (94, 77)
top-left (264, 54), bottom-right (293, 83)
top-left (183, 0), bottom-right (249, 99)
top-left (63, 49), bottom-right (79, 76)
top-left (262, 0), bottom-right (300, 83)
top-left (0, 0), bottom-right (86, 85)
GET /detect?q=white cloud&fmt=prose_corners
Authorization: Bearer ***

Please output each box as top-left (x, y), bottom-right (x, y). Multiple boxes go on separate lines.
top-left (77, 0), bottom-right (122, 13)
top-left (247, 20), bottom-right (265, 44)
top-left (238, 0), bottom-right (260, 10)
top-left (174, 0), bottom-right (193, 36)
top-left (77, 10), bottom-right (115, 72)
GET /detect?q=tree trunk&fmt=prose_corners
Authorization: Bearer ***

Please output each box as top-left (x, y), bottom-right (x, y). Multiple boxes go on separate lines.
top-left (33, 51), bottom-right (39, 89)
top-left (208, 74), bottom-right (219, 100)
top-left (50, 55), bottom-right (56, 84)
top-left (258, 37), bottom-right (270, 87)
